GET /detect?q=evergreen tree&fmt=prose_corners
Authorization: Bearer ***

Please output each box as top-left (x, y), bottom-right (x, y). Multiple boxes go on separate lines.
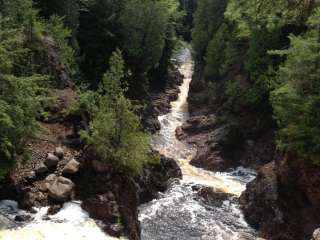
top-left (80, 50), bottom-right (151, 174)
top-left (271, 8), bottom-right (320, 164)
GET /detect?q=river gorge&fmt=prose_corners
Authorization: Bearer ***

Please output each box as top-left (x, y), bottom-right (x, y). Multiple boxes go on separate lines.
top-left (0, 49), bottom-right (257, 240)
top-left (139, 48), bottom-right (258, 240)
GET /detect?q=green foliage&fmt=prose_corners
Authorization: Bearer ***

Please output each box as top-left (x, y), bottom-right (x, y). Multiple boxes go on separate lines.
top-left (79, 50), bottom-right (151, 174)
top-left (34, 0), bottom-right (79, 35)
top-left (119, 0), bottom-right (171, 95)
top-left (45, 16), bottom-right (76, 70)
top-left (192, 0), bottom-right (227, 62)
top-left (192, 0), bottom-right (320, 165)
top-left (271, 14), bottom-right (320, 164)
top-left (225, 0), bottom-right (315, 36)
top-left (0, 4), bottom-right (48, 178)
top-left (204, 23), bottom-right (229, 81)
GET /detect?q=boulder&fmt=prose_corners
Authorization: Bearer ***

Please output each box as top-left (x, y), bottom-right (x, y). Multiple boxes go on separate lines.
top-left (48, 176), bottom-right (74, 202)
top-left (62, 159), bottom-right (80, 175)
top-left (45, 174), bottom-right (57, 182)
top-left (138, 155), bottom-right (182, 203)
top-left (193, 185), bottom-right (233, 207)
top-left (35, 163), bottom-right (48, 175)
top-left (81, 193), bottom-right (119, 222)
top-left (313, 229), bottom-right (320, 240)
top-left (25, 171), bottom-right (36, 182)
top-left (239, 162), bottom-right (282, 228)
top-left (38, 174), bottom-right (57, 192)
top-left (45, 153), bottom-right (60, 168)
top-left (47, 205), bottom-right (62, 215)
top-left (14, 215), bottom-right (32, 222)
top-left (54, 147), bottom-right (64, 159)
top-left (19, 191), bottom-right (46, 210)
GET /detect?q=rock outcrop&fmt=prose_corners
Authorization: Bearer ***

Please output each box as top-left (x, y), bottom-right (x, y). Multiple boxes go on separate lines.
top-left (143, 66), bottom-right (183, 133)
top-left (240, 153), bottom-right (320, 240)
top-left (138, 155), bottom-right (182, 203)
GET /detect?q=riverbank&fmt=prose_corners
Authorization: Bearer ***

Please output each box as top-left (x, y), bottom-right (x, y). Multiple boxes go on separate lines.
top-left (0, 48), bottom-right (185, 240)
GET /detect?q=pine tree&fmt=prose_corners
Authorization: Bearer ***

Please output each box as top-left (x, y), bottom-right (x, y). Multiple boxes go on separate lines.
top-left (80, 50), bottom-right (151, 174)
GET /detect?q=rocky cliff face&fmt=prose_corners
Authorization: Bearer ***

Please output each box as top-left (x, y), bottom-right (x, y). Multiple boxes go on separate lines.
top-left (183, 64), bottom-right (320, 239)
top-left (240, 153), bottom-right (320, 240)
top-left (177, 66), bottom-right (275, 172)
top-left (143, 66), bottom-right (183, 133)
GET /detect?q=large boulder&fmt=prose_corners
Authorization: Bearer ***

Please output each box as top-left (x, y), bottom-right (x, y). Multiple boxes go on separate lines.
top-left (62, 159), bottom-right (80, 175)
top-left (194, 185), bottom-right (233, 207)
top-left (35, 163), bottom-right (48, 175)
top-left (138, 155), bottom-right (182, 203)
top-left (81, 193), bottom-right (119, 223)
top-left (45, 153), bottom-right (60, 168)
top-left (239, 162), bottom-right (282, 228)
top-left (48, 176), bottom-right (74, 202)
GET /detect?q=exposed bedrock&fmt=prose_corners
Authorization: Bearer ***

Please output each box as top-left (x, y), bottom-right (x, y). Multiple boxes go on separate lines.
top-left (240, 153), bottom-right (320, 240)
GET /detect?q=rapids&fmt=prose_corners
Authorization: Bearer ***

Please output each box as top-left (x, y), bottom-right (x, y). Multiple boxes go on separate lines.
top-left (139, 48), bottom-right (258, 240)
top-left (0, 48), bottom-right (257, 240)
top-left (0, 200), bottom-right (123, 240)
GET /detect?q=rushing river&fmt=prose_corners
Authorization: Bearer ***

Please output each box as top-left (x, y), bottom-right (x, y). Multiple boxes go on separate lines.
top-left (0, 200), bottom-right (124, 240)
top-left (139, 48), bottom-right (258, 240)
top-left (0, 48), bottom-right (257, 240)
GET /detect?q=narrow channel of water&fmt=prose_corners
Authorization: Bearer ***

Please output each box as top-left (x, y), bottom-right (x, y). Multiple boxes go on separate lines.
top-left (139, 48), bottom-right (258, 240)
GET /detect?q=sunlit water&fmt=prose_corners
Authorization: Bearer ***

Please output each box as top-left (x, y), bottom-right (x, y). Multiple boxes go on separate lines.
top-left (139, 48), bottom-right (258, 240)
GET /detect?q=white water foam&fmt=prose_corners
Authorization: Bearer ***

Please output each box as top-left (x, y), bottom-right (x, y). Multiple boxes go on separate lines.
top-left (140, 48), bottom-right (258, 239)
top-left (0, 200), bottom-right (123, 240)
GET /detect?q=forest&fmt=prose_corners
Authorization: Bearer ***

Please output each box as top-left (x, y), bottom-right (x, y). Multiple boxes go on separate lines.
top-left (192, 0), bottom-right (320, 166)
top-left (0, 0), bottom-right (320, 240)
top-left (0, 0), bottom-right (187, 177)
